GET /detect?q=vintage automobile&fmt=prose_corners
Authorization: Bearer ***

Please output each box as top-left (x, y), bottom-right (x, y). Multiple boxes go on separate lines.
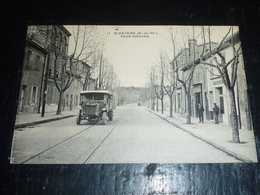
top-left (76, 90), bottom-right (115, 125)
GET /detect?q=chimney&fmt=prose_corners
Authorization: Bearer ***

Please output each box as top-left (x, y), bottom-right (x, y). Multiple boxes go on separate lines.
top-left (188, 39), bottom-right (197, 62)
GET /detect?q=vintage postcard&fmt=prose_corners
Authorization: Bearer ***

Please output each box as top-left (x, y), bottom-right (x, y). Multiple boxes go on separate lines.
top-left (10, 25), bottom-right (258, 164)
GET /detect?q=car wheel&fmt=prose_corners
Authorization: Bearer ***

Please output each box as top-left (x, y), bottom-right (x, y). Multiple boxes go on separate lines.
top-left (108, 111), bottom-right (113, 121)
top-left (102, 112), bottom-right (108, 125)
top-left (76, 111), bottom-right (81, 125)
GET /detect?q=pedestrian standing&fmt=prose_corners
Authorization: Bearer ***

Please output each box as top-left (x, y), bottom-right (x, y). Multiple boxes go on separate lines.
top-left (213, 103), bottom-right (219, 124)
top-left (198, 103), bottom-right (204, 123)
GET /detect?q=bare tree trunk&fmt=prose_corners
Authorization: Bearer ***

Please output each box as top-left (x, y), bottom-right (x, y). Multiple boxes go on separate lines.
top-left (229, 88), bottom-right (240, 143)
top-left (169, 95), bottom-right (173, 117)
top-left (56, 91), bottom-right (64, 115)
top-left (151, 98), bottom-right (155, 111)
top-left (186, 92), bottom-right (192, 124)
top-left (161, 95), bottom-right (164, 114)
top-left (170, 95), bottom-right (173, 117)
top-left (156, 98), bottom-right (159, 112)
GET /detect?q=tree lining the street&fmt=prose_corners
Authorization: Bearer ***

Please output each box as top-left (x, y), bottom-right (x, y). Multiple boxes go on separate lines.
top-left (25, 25), bottom-right (102, 115)
top-left (148, 52), bottom-right (166, 114)
top-left (173, 50), bottom-right (196, 124)
top-left (168, 26), bottom-right (219, 123)
top-left (51, 26), bottom-right (104, 115)
top-left (163, 27), bottom-right (179, 117)
top-left (145, 27), bottom-right (196, 119)
top-left (141, 83), bottom-right (157, 110)
top-left (198, 26), bottom-right (242, 143)
top-left (172, 26), bottom-right (242, 143)
top-left (163, 58), bottom-right (177, 117)
top-left (95, 51), bottom-right (118, 90)
top-left (168, 27), bottom-right (197, 124)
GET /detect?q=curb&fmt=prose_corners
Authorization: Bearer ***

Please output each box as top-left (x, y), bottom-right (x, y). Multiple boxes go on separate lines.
top-left (144, 107), bottom-right (254, 163)
top-left (15, 114), bottom-right (76, 129)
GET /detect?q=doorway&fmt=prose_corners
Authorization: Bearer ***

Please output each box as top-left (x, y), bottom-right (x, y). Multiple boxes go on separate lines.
top-left (195, 92), bottom-right (201, 117)
top-left (19, 85), bottom-right (27, 112)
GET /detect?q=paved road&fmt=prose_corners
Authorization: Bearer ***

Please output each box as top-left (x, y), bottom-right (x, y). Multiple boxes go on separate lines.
top-left (11, 104), bottom-right (242, 164)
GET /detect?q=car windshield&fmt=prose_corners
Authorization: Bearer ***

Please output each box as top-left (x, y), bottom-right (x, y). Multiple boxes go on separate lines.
top-left (81, 93), bottom-right (104, 101)
top-left (94, 94), bottom-right (104, 100)
top-left (82, 94), bottom-right (93, 100)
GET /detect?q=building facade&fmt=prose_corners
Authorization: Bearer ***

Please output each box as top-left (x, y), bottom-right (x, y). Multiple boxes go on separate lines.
top-left (18, 26), bottom-right (49, 113)
top-left (170, 40), bottom-right (218, 116)
top-left (199, 32), bottom-right (252, 130)
top-left (169, 31), bottom-right (252, 130)
top-left (18, 25), bottom-right (95, 114)
top-left (63, 60), bottom-right (93, 111)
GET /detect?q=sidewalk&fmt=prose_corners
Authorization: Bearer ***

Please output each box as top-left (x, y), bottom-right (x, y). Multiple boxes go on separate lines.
top-left (14, 109), bottom-right (78, 129)
top-left (145, 107), bottom-right (258, 163)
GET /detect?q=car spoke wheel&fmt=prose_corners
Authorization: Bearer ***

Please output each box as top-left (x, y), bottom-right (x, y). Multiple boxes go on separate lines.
top-left (76, 111), bottom-right (81, 125)
top-left (102, 112), bottom-right (108, 125)
top-left (108, 111), bottom-right (113, 121)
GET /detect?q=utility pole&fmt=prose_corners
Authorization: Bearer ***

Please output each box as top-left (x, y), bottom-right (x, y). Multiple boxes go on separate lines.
top-left (38, 26), bottom-right (50, 114)
top-left (38, 52), bottom-right (47, 114)
top-left (41, 52), bottom-right (51, 117)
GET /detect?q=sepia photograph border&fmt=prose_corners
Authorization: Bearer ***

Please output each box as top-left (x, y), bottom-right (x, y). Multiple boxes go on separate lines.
top-left (9, 25), bottom-right (259, 165)
top-left (1, 1), bottom-right (260, 194)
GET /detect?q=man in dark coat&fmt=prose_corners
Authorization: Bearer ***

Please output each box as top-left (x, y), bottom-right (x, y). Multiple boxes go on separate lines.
top-left (198, 103), bottom-right (204, 123)
top-left (213, 103), bottom-right (219, 124)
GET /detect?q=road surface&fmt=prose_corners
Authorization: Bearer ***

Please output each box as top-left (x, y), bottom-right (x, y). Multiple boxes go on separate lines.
top-left (11, 104), bottom-right (242, 164)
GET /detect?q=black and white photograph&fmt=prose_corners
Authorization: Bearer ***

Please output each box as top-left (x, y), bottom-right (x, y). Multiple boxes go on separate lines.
top-left (10, 25), bottom-right (258, 164)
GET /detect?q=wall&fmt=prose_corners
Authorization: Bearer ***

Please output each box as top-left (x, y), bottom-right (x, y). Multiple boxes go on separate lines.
top-left (18, 44), bottom-right (45, 113)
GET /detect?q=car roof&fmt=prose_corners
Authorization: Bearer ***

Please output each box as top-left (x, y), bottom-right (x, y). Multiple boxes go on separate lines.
top-left (80, 90), bottom-right (112, 95)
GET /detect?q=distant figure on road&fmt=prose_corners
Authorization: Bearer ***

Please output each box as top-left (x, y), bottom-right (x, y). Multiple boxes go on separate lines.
top-left (213, 103), bottom-right (219, 124)
top-left (198, 103), bottom-right (204, 123)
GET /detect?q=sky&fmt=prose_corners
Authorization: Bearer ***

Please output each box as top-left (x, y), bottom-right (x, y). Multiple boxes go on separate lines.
top-left (65, 25), bottom-right (238, 88)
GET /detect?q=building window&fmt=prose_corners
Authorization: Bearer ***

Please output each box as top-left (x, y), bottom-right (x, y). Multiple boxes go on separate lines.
top-left (66, 94), bottom-right (69, 106)
top-left (52, 86), bottom-right (56, 104)
top-left (75, 95), bottom-right (78, 106)
top-left (60, 34), bottom-right (64, 52)
top-left (57, 32), bottom-right (62, 49)
top-left (35, 55), bottom-right (40, 70)
top-left (220, 96), bottom-right (225, 114)
top-left (30, 86), bottom-right (37, 105)
top-left (217, 87), bottom-right (225, 114)
top-left (55, 71), bottom-right (59, 79)
top-left (209, 91), bottom-right (213, 110)
top-left (218, 87), bottom-right (223, 95)
top-left (52, 28), bottom-right (57, 46)
top-left (48, 69), bottom-right (52, 78)
top-left (55, 35), bottom-right (58, 46)
top-left (26, 50), bottom-right (32, 69)
top-left (64, 37), bottom-right (68, 53)
top-left (178, 93), bottom-right (181, 109)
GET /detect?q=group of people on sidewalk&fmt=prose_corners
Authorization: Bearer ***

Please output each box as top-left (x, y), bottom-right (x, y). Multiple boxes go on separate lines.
top-left (198, 103), bottom-right (219, 124)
